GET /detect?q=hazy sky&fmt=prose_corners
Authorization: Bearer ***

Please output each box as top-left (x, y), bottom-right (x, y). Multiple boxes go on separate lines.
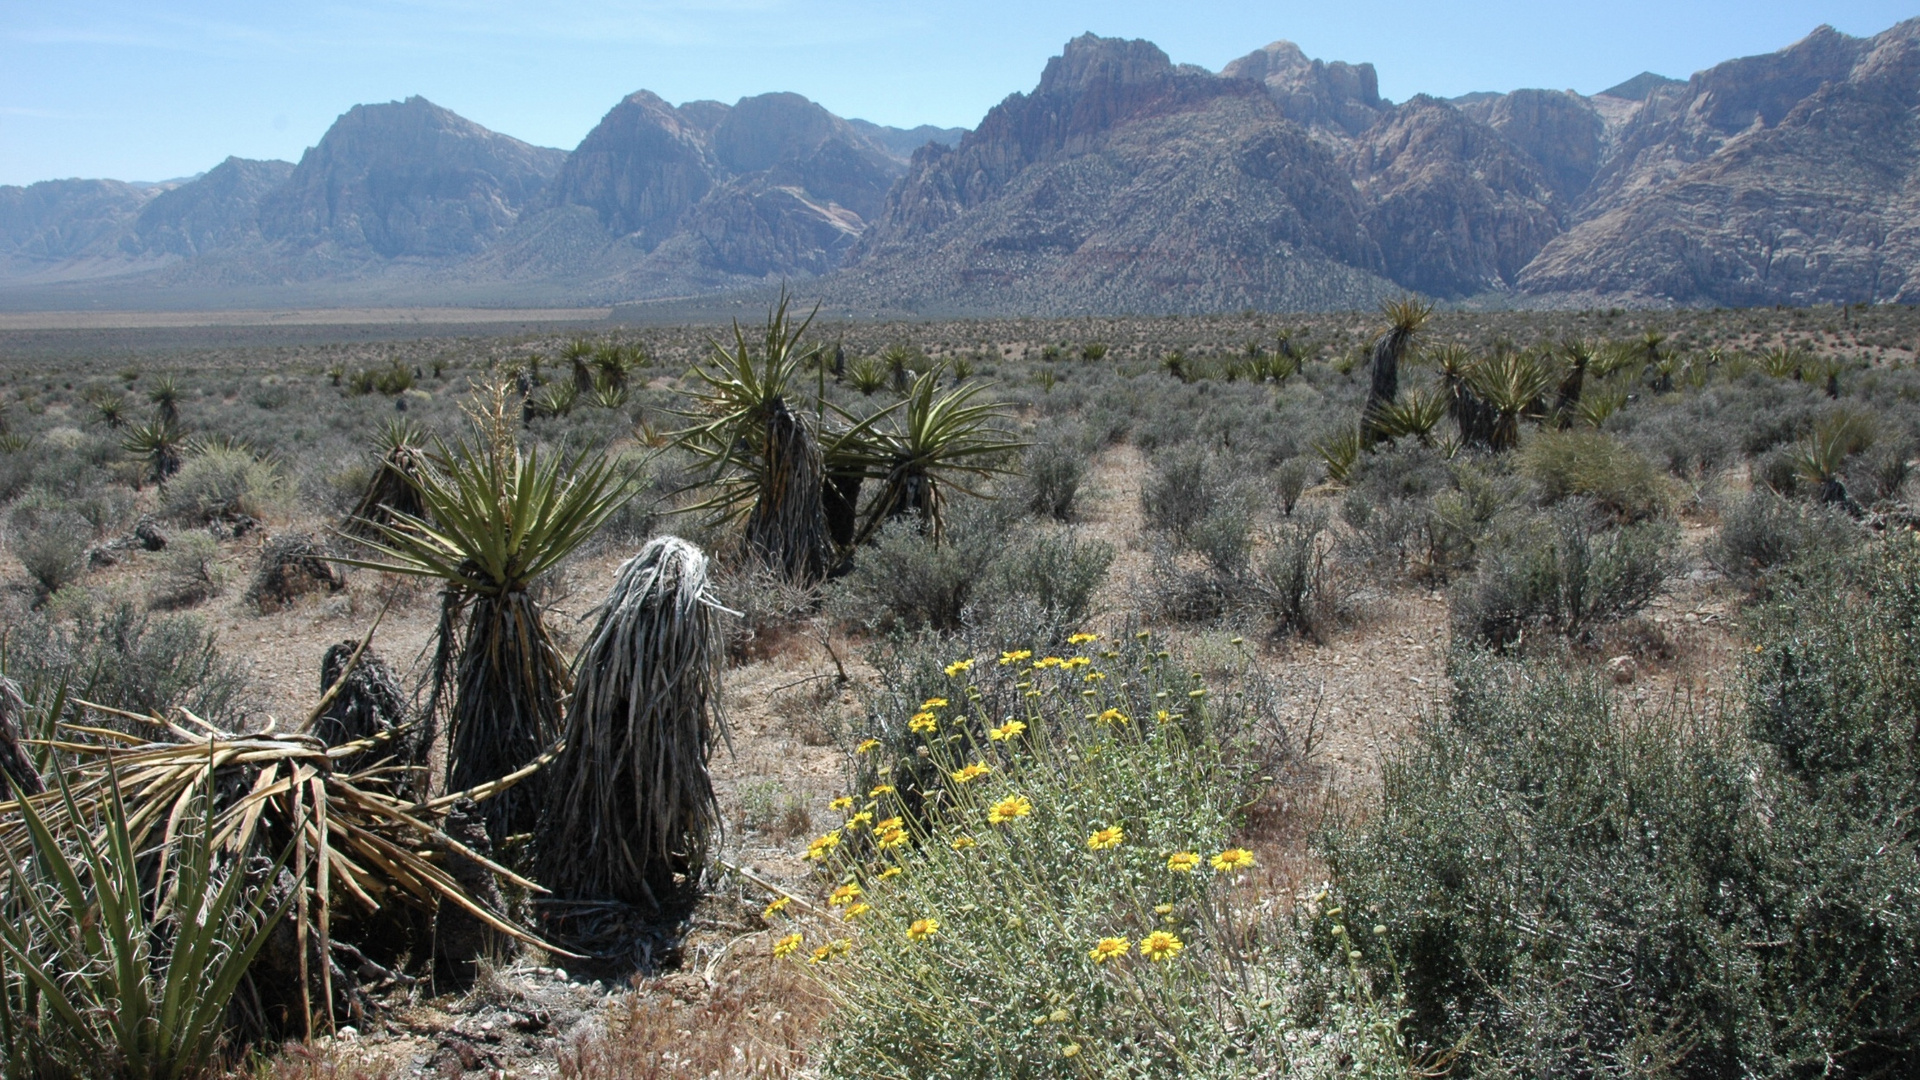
top-left (3, 0), bottom-right (1915, 186)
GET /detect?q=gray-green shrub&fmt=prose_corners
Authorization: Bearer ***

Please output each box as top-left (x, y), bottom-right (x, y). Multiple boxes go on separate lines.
top-left (1453, 505), bottom-right (1676, 647)
top-left (161, 444), bottom-right (289, 523)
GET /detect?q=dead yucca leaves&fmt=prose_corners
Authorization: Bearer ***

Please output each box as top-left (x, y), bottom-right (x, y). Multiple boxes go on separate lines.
top-left (539, 536), bottom-right (729, 908)
top-left (340, 419), bottom-right (428, 542)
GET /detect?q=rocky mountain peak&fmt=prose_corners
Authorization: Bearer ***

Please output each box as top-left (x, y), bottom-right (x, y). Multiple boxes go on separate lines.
top-left (257, 96), bottom-right (564, 258)
top-left (712, 92), bottom-right (848, 174)
top-left (1036, 34), bottom-right (1176, 96)
top-left (1223, 40), bottom-right (1384, 136)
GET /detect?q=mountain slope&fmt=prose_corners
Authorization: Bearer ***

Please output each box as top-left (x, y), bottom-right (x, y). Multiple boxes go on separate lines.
top-left (1519, 19), bottom-right (1920, 304)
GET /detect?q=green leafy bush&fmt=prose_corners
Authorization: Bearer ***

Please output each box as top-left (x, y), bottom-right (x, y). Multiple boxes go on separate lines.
top-left (1519, 428), bottom-right (1671, 521)
top-left (1453, 506), bottom-right (1676, 647)
top-left (1326, 543), bottom-right (1920, 1076)
top-left (161, 444), bottom-right (290, 523)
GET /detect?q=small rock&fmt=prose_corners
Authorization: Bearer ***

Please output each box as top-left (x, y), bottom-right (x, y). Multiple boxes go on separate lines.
top-left (1605, 656), bottom-right (1638, 684)
top-left (134, 516), bottom-right (168, 551)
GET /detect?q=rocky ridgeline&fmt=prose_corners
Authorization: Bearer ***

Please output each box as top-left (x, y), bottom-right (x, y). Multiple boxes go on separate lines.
top-left (2, 18), bottom-right (1916, 310)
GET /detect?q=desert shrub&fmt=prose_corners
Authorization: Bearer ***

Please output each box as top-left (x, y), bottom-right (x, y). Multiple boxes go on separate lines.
top-left (1338, 492), bottom-right (1429, 576)
top-left (1708, 490), bottom-right (1858, 590)
top-left (0, 446), bottom-right (34, 503)
top-left (1353, 443), bottom-right (1451, 502)
top-left (151, 533), bottom-right (228, 610)
top-left (162, 444), bottom-right (290, 523)
top-left (1140, 446), bottom-right (1225, 540)
top-left (1519, 428), bottom-right (1670, 521)
top-left (1453, 506), bottom-right (1677, 648)
top-left (1250, 509), bottom-right (1342, 640)
top-left (1326, 552), bottom-right (1920, 1077)
top-left (1273, 456), bottom-right (1314, 515)
top-left (8, 495), bottom-right (89, 596)
top-left (1, 596), bottom-right (247, 724)
top-left (831, 501), bottom-right (1112, 642)
top-left (1018, 428), bottom-right (1089, 522)
top-left (808, 634), bottom-right (1403, 1078)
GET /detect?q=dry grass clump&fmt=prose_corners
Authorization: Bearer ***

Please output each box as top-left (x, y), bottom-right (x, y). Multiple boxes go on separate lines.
top-left (558, 956), bottom-right (828, 1079)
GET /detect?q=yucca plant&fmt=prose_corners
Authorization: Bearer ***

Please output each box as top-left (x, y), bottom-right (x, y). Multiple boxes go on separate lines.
top-left (1554, 339), bottom-right (1594, 426)
top-left (1761, 347), bottom-right (1807, 380)
top-left (0, 768), bottom-right (290, 1080)
top-left (563, 339), bottom-right (596, 394)
top-left (1792, 411), bottom-right (1874, 513)
top-left (1374, 387), bottom-right (1449, 446)
top-left (1315, 426), bottom-right (1364, 485)
top-left (531, 381), bottom-right (578, 419)
top-left (341, 419), bottom-right (429, 542)
top-left (347, 382), bottom-right (633, 842)
top-left (146, 377), bottom-right (183, 426)
top-left (591, 382), bottom-right (630, 409)
top-left (847, 356), bottom-right (888, 396)
top-left (672, 294), bottom-right (832, 583)
top-left (1576, 379), bottom-right (1630, 429)
top-left (1469, 351), bottom-right (1554, 451)
top-left (1431, 344), bottom-right (1495, 447)
top-left (1363, 297), bottom-right (1431, 444)
top-left (0, 690), bottom-right (551, 1063)
top-left (538, 536), bottom-right (728, 908)
top-left (848, 366), bottom-right (1022, 546)
top-left (122, 416), bottom-right (184, 486)
top-left (92, 393), bottom-right (129, 430)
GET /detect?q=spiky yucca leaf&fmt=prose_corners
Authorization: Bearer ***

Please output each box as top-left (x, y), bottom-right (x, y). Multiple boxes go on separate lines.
top-left (850, 366), bottom-right (1023, 545)
top-left (1363, 297), bottom-right (1432, 444)
top-left (539, 536), bottom-right (728, 908)
top-left (1468, 351), bottom-right (1555, 451)
top-left (341, 419), bottom-right (429, 542)
top-left (1315, 426), bottom-right (1364, 485)
top-left (1374, 387), bottom-right (1449, 446)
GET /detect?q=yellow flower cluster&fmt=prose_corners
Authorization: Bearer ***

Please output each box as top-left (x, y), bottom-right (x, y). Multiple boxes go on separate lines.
top-left (907, 917), bottom-right (940, 941)
top-left (1089, 936), bottom-right (1129, 963)
top-left (988, 719), bottom-right (1026, 742)
top-left (809, 939), bottom-right (851, 964)
top-left (1067, 632), bottom-right (1099, 645)
top-left (829, 795), bottom-right (853, 812)
top-left (763, 896), bottom-right (791, 919)
top-left (1096, 707), bottom-right (1127, 725)
top-left (1166, 851), bottom-right (1200, 873)
top-left (999, 649), bottom-right (1032, 665)
top-left (944, 658), bottom-right (975, 677)
top-left (1211, 848), bottom-right (1256, 872)
top-left (1140, 930), bottom-right (1184, 962)
top-left (1087, 826), bottom-right (1126, 851)
top-left (773, 932), bottom-right (802, 958)
top-left (856, 738), bottom-right (880, 754)
top-left (829, 882), bottom-right (863, 907)
top-left (908, 712), bottom-right (938, 733)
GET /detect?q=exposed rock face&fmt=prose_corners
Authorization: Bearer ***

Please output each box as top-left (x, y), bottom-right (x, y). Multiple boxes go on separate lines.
top-left (1483, 90), bottom-right (1607, 204)
top-left (1520, 19), bottom-right (1920, 305)
top-left (548, 91), bottom-right (718, 246)
top-left (131, 157), bottom-right (293, 256)
top-left (0, 178), bottom-right (160, 275)
top-left (258, 96), bottom-right (565, 258)
top-left (846, 119), bottom-right (968, 161)
top-left (1349, 95), bottom-right (1565, 295)
top-left (838, 35), bottom-right (1394, 314)
top-left (1223, 40), bottom-right (1386, 136)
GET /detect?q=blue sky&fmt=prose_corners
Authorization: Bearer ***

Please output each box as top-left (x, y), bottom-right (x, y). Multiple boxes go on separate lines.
top-left (2, 0), bottom-right (1914, 186)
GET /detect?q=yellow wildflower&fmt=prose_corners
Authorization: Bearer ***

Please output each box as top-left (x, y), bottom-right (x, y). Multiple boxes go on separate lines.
top-left (844, 811), bottom-right (873, 832)
top-left (1068, 632), bottom-right (1098, 645)
top-left (856, 738), bottom-right (880, 754)
top-left (878, 866), bottom-right (902, 880)
top-left (1166, 851), bottom-right (1201, 873)
top-left (1154, 903), bottom-right (1174, 915)
top-left (1034, 656), bottom-right (1062, 669)
top-left (1087, 826), bottom-right (1125, 850)
top-left (999, 649), bottom-right (1032, 665)
top-left (950, 835), bottom-right (977, 851)
top-left (1089, 936), bottom-right (1130, 963)
top-left (944, 658), bottom-right (975, 677)
top-left (921, 697), bottom-right (949, 709)
top-left (804, 831), bottom-right (842, 860)
top-left (763, 896), bottom-right (791, 919)
top-left (1084, 671), bottom-right (1107, 683)
top-left (828, 882), bottom-right (863, 907)
top-left (843, 902), bottom-right (870, 919)
top-left (907, 917), bottom-right (940, 941)
top-left (950, 762), bottom-right (991, 784)
top-left (870, 784), bottom-right (896, 797)
top-left (809, 944), bottom-right (834, 964)
top-left (1063, 1044), bottom-right (1081, 1058)
top-left (773, 932), bottom-right (802, 958)
top-left (1063, 656), bottom-right (1091, 669)
top-left (989, 719), bottom-right (1027, 741)
top-left (876, 827), bottom-right (909, 851)
top-left (909, 712), bottom-right (938, 733)
top-left (875, 816), bottom-right (903, 832)
top-left (1096, 707), bottom-right (1128, 725)
top-left (829, 795), bottom-right (853, 812)
top-left (1140, 930), bottom-right (1184, 962)
top-left (1211, 848), bottom-right (1256, 872)
top-left (988, 795), bottom-right (1033, 825)
top-left (1155, 709), bottom-right (1174, 724)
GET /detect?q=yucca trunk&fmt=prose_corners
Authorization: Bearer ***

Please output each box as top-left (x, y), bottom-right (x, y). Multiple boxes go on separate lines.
top-left (744, 398), bottom-right (828, 584)
top-left (343, 442), bottom-right (427, 541)
top-left (538, 537), bottom-right (726, 907)
top-left (439, 590), bottom-right (571, 844)
top-left (0, 677), bottom-right (43, 797)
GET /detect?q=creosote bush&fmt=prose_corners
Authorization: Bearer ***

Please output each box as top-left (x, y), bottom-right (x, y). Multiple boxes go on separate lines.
top-left (1453, 505), bottom-right (1676, 648)
top-left (161, 443), bottom-right (290, 524)
top-left (1519, 427), bottom-right (1671, 522)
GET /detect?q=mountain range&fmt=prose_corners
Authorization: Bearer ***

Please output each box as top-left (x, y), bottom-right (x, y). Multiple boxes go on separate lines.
top-left (3, 18), bottom-right (1916, 314)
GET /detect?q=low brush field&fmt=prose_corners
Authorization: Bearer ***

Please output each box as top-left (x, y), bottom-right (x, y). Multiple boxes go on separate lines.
top-left (1, 302), bottom-right (1918, 1079)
